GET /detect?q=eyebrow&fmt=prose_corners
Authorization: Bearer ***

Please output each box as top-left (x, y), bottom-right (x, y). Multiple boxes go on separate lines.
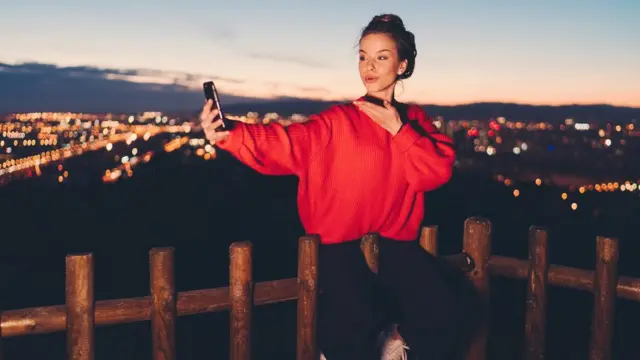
top-left (359, 49), bottom-right (393, 54)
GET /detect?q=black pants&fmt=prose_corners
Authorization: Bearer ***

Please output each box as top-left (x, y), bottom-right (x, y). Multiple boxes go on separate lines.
top-left (317, 237), bottom-right (467, 360)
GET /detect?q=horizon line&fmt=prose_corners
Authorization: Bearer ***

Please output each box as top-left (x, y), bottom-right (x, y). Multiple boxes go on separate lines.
top-left (3, 98), bottom-right (639, 117)
top-left (268, 95), bottom-right (640, 110)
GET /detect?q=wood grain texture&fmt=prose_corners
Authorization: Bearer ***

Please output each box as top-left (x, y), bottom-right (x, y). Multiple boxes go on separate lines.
top-left (66, 253), bottom-right (94, 360)
top-left (150, 248), bottom-right (176, 360)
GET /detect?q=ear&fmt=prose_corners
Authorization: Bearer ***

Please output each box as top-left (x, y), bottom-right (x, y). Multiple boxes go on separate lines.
top-left (398, 59), bottom-right (408, 75)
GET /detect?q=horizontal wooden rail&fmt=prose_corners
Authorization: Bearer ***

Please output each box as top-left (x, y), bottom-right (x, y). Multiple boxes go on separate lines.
top-left (6, 217), bottom-right (638, 360)
top-left (0, 278), bottom-right (299, 338)
top-left (488, 255), bottom-right (640, 301)
top-left (0, 253), bottom-right (471, 339)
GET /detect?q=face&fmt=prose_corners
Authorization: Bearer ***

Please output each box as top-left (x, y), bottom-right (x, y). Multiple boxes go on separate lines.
top-left (358, 33), bottom-right (407, 98)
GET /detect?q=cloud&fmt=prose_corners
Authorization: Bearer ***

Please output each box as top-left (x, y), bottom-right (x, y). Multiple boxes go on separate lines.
top-left (204, 25), bottom-right (238, 48)
top-left (0, 62), bottom-right (245, 86)
top-left (0, 62), bottom-right (262, 113)
top-left (0, 62), bottom-right (341, 113)
top-left (202, 26), bottom-right (331, 69)
top-left (296, 86), bottom-right (331, 94)
top-left (256, 80), bottom-right (335, 101)
top-left (244, 52), bottom-right (331, 69)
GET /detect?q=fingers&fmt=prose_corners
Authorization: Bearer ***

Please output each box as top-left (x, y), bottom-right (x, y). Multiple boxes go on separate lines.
top-left (358, 107), bottom-right (373, 117)
top-left (201, 108), bottom-right (219, 124)
top-left (353, 101), bottom-right (375, 116)
top-left (200, 101), bottom-right (219, 124)
top-left (205, 131), bottom-right (230, 144)
top-left (353, 100), bottom-right (368, 109)
top-left (200, 99), bottom-right (232, 145)
top-left (203, 119), bottom-right (221, 134)
top-left (352, 101), bottom-right (368, 114)
top-left (353, 100), bottom-right (381, 109)
top-left (353, 101), bottom-right (382, 116)
top-left (202, 99), bottom-right (213, 113)
top-left (353, 100), bottom-right (395, 111)
top-left (204, 129), bottom-right (227, 143)
top-left (211, 119), bottom-right (224, 129)
top-left (203, 118), bottom-right (230, 144)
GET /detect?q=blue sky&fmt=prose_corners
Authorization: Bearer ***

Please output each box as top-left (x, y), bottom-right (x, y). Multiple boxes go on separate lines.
top-left (2, 0), bottom-right (639, 107)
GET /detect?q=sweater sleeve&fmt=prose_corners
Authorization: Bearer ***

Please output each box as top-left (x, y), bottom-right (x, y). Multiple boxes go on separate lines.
top-left (392, 105), bottom-right (456, 192)
top-left (215, 111), bottom-right (332, 176)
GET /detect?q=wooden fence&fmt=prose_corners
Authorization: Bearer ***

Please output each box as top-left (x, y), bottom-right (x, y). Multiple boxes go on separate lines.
top-left (1, 216), bottom-right (639, 360)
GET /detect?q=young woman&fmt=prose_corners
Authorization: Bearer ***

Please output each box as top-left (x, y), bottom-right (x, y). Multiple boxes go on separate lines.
top-left (201, 13), bottom-right (464, 360)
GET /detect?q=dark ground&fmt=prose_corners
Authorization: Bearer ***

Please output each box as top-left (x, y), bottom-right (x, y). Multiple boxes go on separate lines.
top-left (1, 137), bottom-right (639, 360)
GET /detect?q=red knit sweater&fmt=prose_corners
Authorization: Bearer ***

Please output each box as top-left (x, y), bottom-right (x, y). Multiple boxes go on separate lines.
top-left (216, 97), bottom-right (456, 244)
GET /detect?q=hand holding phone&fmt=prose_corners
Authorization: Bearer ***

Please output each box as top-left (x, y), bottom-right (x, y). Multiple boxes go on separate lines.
top-left (203, 81), bottom-right (231, 130)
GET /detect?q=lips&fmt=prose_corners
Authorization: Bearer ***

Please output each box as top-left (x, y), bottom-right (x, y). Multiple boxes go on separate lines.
top-left (364, 76), bottom-right (378, 83)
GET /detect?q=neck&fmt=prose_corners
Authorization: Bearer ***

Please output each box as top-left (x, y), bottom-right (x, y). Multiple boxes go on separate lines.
top-left (366, 86), bottom-right (395, 103)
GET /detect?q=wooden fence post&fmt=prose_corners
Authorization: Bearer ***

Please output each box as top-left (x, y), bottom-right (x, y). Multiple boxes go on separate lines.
top-left (297, 235), bottom-right (319, 360)
top-left (0, 308), bottom-right (3, 360)
top-left (588, 236), bottom-right (619, 360)
top-left (360, 234), bottom-right (380, 273)
top-left (524, 226), bottom-right (549, 360)
top-left (462, 217), bottom-right (491, 360)
top-left (420, 226), bottom-right (439, 256)
top-left (66, 253), bottom-right (95, 360)
top-left (229, 242), bottom-right (253, 360)
top-left (150, 248), bottom-right (176, 360)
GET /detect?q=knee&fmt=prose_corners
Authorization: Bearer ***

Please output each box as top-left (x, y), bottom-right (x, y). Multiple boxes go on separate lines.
top-left (318, 300), bottom-right (376, 343)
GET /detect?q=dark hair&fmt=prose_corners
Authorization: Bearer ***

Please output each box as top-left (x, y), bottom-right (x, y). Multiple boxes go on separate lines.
top-left (360, 14), bottom-right (417, 80)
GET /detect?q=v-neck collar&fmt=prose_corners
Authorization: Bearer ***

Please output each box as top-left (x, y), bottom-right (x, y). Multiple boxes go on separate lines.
top-left (356, 95), bottom-right (411, 124)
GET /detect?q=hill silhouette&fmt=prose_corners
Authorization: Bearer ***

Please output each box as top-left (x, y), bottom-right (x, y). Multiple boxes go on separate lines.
top-left (1, 61), bottom-right (638, 122)
top-left (223, 97), bottom-right (640, 124)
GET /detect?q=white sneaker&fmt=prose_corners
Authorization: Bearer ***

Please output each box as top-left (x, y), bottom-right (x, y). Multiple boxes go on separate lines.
top-left (378, 330), bottom-right (409, 360)
top-left (319, 330), bottom-right (409, 360)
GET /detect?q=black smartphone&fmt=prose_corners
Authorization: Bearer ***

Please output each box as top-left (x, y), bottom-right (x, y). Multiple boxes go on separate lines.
top-left (203, 81), bottom-right (230, 130)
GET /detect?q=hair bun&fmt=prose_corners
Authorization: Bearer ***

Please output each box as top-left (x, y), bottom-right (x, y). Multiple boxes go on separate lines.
top-left (371, 14), bottom-right (405, 29)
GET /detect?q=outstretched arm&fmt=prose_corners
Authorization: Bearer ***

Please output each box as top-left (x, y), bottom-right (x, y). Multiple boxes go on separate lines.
top-left (216, 113), bottom-right (332, 176)
top-left (392, 106), bottom-right (456, 192)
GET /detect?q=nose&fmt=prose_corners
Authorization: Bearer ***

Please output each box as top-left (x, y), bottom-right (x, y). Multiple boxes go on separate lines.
top-left (365, 59), bottom-right (375, 72)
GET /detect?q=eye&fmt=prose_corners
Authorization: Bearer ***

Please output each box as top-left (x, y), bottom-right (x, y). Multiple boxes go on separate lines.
top-left (377, 56), bottom-right (388, 60)
top-left (359, 55), bottom-right (366, 61)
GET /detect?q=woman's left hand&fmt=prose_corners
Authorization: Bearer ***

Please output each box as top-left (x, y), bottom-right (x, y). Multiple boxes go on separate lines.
top-left (353, 100), bottom-right (403, 135)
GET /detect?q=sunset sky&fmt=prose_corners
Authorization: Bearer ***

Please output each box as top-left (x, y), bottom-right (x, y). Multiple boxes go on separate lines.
top-left (2, 0), bottom-right (639, 108)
